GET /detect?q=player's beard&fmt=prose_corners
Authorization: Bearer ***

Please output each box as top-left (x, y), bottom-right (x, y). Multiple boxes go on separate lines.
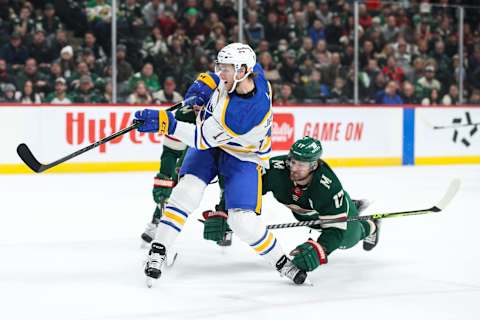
top-left (290, 169), bottom-right (312, 185)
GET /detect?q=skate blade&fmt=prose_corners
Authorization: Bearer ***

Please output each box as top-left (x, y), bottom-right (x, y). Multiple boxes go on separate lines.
top-left (303, 278), bottom-right (314, 286)
top-left (166, 252), bottom-right (178, 268)
top-left (146, 277), bottom-right (154, 288)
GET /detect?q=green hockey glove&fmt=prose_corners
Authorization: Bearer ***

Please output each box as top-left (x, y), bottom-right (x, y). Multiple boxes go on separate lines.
top-left (152, 173), bottom-right (176, 203)
top-left (202, 210), bottom-right (230, 242)
top-left (290, 240), bottom-right (328, 272)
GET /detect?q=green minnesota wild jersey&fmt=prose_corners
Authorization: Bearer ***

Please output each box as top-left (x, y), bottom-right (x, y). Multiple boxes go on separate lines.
top-left (159, 107), bottom-right (197, 177)
top-left (263, 155), bottom-right (359, 254)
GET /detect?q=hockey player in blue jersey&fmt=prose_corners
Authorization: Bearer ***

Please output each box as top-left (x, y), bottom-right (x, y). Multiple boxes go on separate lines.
top-left (134, 43), bottom-right (308, 286)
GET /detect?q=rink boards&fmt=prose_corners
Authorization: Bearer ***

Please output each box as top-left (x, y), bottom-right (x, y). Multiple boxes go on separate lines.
top-left (0, 104), bottom-right (479, 173)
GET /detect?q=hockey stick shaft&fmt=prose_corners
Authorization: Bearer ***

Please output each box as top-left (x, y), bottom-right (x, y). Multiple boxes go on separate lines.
top-left (17, 99), bottom-right (192, 173)
top-left (267, 179), bottom-right (460, 230)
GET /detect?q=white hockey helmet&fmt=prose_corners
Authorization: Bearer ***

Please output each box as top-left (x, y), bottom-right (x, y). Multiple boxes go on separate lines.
top-left (216, 42), bottom-right (256, 92)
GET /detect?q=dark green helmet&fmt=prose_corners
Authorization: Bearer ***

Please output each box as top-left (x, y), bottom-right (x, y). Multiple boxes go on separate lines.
top-left (289, 136), bottom-right (323, 162)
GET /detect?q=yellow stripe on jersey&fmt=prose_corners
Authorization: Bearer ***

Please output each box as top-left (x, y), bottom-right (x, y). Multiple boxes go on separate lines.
top-left (254, 232), bottom-right (273, 253)
top-left (197, 73), bottom-right (218, 90)
top-left (163, 210), bottom-right (186, 226)
top-left (255, 165), bottom-right (262, 213)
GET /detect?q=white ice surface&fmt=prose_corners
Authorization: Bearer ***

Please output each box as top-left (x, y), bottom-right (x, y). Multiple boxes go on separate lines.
top-left (0, 165), bottom-right (479, 320)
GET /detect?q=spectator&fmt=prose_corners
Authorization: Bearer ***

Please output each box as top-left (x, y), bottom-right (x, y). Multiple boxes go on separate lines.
top-left (12, 5), bottom-right (35, 37)
top-left (264, 11), bottom-right (288, 47)
top-left (329, 77), bottom-right (350, 103)
top-left (382, 15), bottom-right (399, 43)
top-left (401, 81), bottom-right (420, 105)
top-left (308, 19), bottom-right (326, 46)
top-left (153, 77), bottom-right (182, 104)
top-left (431, 40), bottom-right (452, 88)
top-left (258, 52), bottom-right (281, 84)
top-left (382, 55), bottom-right (405, 83)
top-left (275, 83), bottom-right (297, 104)
top-left (99, 80), bottom-right (113, 103)
top-left (15, 80), bottom-right (42, 104)
top-left (83, 31), bottom-right (107, 65)
top-left (442, 84), bottom-right (459, 106)
top-left (128, 62), bottom-right (160, 93)
top-left (244, 11), bottom-right (264, 48)
top-left (28, 30), bottom-right (54, 69)
top-left (422, 88), bottom-right (441, 106)
top-left (142, 0), bottom-right (161, 28)
top-left (416, 65), bottom-right (441, 100)
top-left (321, 52), bottom-right (346, 87)
top-left (317, 0), bottom-right (332, 26)
top-left (45, 77), bottom-right (72, 104)
top-left (16, 58), bottom-right (49, 95)
top-left (406, 57), bottom-right (425, 84)
top-left (72, 75), bottom-right (101, 103)
top-left (279, 50), bottom-right (301, 85)
top-left (37, 3), bottom-right (64, 38)
top-left (116, 44), bottom-right (133, 83)
top-left (303, 69), bottom-right (330, 101)
top-left (183, 7), bottom-right (206, 40)
top-left (69, 61), bottom-right (97, 90)
top-left (0, 58), bottom-right (15, 90)
top-left (142, 26), bottom-right (169, 62)
top-left (375, 80), bottom-right (403, 105)
top-left (50, 29), bottom-right (70, 60)
top-left (0, 32), bottom-right (29, 70)
top-left (0, 83), bottom-right (16, 102)
top-left (58, 45), bottom-right (75, 79)
top-left (467, 45), bottom-right (480, 90)
top-left (127, 81), bottom-right (153, 104)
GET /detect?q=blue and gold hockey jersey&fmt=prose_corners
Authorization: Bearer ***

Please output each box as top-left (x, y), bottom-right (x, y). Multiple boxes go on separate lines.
top-left (173, 64), bottom-right (273, 168)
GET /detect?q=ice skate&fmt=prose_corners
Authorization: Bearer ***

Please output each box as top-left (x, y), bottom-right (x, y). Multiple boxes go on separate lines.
top-left (353, 198), bottom-right (371, 213)
top-left (363, 219), bottom-right (381, 251)
top-left (276, 255), bottom-right (308, 285)
top-left (145, 242), bottom-right (167, 287)
top-left (216, 230), bottom-right (233, 246)
top-left (140, 222), bottom-right (158, 248)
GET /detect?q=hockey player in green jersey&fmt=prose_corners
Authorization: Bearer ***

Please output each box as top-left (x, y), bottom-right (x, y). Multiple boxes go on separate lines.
top-left (140, 106), bottom-right (197, 246)
top-left (202, 136), bottom-right (380, 272)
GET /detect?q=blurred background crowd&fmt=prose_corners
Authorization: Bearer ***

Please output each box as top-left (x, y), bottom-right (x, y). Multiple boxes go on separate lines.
top-left (0, 0), bottom-right (479, 105)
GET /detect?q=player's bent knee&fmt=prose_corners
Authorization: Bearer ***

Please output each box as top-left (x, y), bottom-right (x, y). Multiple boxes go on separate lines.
top-left (168, 174), bottom-right (206, 212)
top-left (227, 209), bottom-right (264, 243)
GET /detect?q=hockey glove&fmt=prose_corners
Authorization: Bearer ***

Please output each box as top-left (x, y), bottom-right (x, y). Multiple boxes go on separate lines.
top-left (202, 210), bottom-right (230, 242)
top-left (134, 109), bottom-right (176, 134)
top-left (184, 72), bottom-right (219, 106)
top-left (290, 240), bottom-right (328, 272)
top-left (152, 173), bottom-right (176, 204)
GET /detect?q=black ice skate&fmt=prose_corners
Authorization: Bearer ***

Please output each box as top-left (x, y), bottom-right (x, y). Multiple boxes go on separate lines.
top-left (353, 198), bottom-right (371, 213)
top-left (216, 230), bottom-right (233, 246)
top-left (276, 255), bottom-right (308, 285)
top-left (363, 219), bottom-right (381, 251)
top-left (145, 242), bottom-right (167, 287)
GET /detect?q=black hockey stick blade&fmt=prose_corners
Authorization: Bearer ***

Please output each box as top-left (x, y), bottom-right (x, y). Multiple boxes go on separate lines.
top-left (16, 143), bottom-right (46, 173)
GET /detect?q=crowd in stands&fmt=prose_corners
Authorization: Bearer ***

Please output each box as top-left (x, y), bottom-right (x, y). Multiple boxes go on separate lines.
top-left (0, 0), bottom-right (479, 105)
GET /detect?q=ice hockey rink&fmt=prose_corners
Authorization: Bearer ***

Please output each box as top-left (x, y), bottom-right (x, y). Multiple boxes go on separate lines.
top-left (1, 164), bottom-right (479, 320)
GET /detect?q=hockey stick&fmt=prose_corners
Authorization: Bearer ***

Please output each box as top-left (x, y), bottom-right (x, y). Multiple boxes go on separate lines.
top-left (16, 98), bottom-right (194, 173)
top-left (266, 178), bottom-right (461, 230)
